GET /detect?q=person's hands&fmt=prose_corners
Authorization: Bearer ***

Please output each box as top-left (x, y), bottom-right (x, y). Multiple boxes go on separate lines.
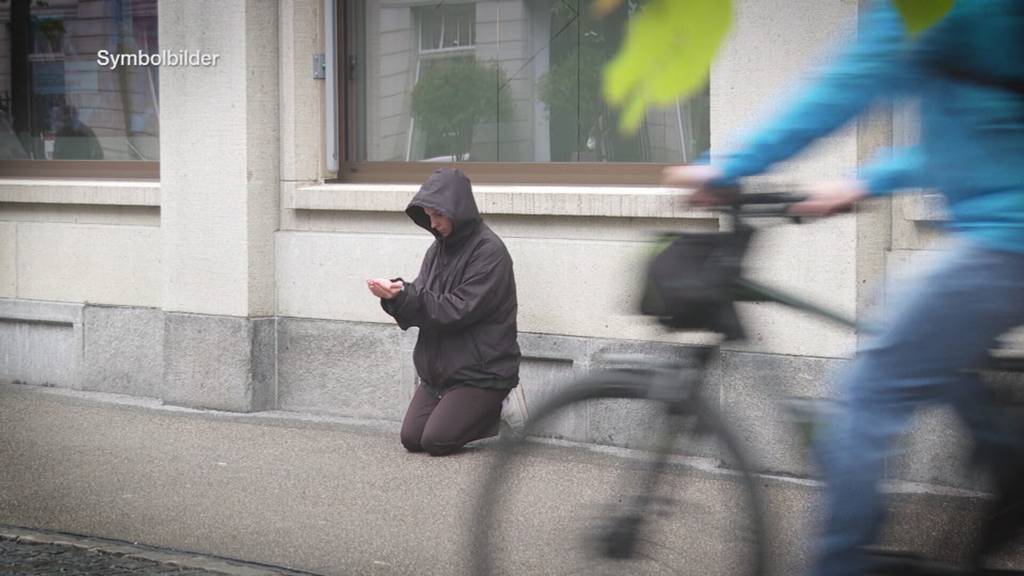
top-left (661, 164), bottom-right (734, 207)
top-left (789, 180), bottom-right (869, 217)
top-left (367, 278), bottom-right (404, 300)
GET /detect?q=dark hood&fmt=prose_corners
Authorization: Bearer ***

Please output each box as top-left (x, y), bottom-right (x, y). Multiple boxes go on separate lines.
top-left (406, 168), bottom-right (481, 242)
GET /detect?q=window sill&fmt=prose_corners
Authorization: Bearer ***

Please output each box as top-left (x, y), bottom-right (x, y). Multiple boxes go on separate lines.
top-left (0, 298), bottom-right (82, 325)
top-left (292, 183), bottom-right (708, 219)
top-left (0, 179), bottom-right (160, 207)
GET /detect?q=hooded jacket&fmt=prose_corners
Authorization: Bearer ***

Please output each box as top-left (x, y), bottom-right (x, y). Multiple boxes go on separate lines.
top-left (381, 168), bottom-right (520, 392)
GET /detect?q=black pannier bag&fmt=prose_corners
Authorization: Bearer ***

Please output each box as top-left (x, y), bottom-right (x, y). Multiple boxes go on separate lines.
top-left (640, 225), bottom-right (754, 340)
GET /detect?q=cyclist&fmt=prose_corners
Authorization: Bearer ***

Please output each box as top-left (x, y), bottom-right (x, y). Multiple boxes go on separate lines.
top-left (663, 2), bottom-right (1024, 574)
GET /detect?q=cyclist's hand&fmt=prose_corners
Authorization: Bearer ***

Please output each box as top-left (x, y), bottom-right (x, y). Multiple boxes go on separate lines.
top-left (662, 165), bottom-right (732, 207)
top-left (790, 180), bottom-right (868, 217)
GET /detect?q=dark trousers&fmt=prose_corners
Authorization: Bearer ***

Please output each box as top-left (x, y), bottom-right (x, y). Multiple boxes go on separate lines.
top-left (400, 384), bottom-right (508, 456)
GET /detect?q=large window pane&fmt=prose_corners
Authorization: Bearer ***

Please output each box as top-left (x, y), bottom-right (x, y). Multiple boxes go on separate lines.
top-left (350, 0), bottom-right (708, 165)
top-left (0, 0), bottom-right (159, 161)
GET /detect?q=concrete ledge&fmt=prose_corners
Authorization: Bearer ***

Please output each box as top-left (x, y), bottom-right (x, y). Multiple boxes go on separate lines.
top-left (276, 318), bottom-right (414, 420)
top-left (717, 351), bottom-right (844, 478)
top-left (82, 306), bottom-right (164, 398)
top-left (279, 320), bottom-right (991, 489)
top-left (0, 179), bottom-right (160, 207)
top-left (163, 314), bottom-right (276, 412)
top-left (904, 193), bottom-right (948, 222)
top-left (0, 299), bottom-right (83, 388)
top-left (0, 298), bottom-right (83, 324)
top-left (292, 183), bottom-right (713, 219)
top-left (0, 303), bottom-right (995, 491)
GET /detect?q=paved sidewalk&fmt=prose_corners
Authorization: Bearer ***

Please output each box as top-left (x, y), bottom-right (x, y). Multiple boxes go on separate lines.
top-left (0, 383), bottom-right (1005, 575)
top-left (0, 526), bottom-right (321, 576)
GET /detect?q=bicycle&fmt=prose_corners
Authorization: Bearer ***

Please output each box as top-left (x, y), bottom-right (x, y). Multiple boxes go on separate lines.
top-left (468, 190), bottom-right (1024, 576)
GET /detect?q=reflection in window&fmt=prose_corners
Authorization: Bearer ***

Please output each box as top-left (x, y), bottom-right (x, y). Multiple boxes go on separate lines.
top-left (0, 0), bottom-right (159, 161)
top-left (409, 4), bottom-right (483, 161)
top-left (419, 3), bottom-right (475, 52)
top-left (350, 0), bottom-right (709, 165)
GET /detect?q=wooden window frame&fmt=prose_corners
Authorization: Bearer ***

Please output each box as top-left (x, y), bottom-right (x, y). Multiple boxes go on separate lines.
top-left (0, 160), bottom-right (159, 180)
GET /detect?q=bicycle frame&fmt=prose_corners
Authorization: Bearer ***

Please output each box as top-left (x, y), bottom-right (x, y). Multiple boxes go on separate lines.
top-left (735, 277), bottom-right (856, 330)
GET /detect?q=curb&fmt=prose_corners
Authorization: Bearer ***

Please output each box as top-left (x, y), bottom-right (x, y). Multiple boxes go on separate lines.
top-left (0, 524), bottom-right (325, 576)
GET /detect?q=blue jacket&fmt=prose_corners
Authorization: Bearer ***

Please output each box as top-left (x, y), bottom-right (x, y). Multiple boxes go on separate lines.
top-left (714, 1), bottom-right (1024, 253)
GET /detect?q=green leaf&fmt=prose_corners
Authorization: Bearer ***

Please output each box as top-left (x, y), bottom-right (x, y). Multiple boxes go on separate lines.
top-left (619, 95), bottom-right (648, 133)
top-left (602, 0), bottom-right (732, 134)
top-left (892, 0), bottom-right (955, 36)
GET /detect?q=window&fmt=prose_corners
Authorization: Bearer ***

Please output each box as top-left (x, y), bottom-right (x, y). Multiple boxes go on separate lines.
top-left (342, 0), bottom-right (709, 184)
top-left (419, 3), bottom-right (474, 52)
top-left (0, 0), bottom-right (159, 178)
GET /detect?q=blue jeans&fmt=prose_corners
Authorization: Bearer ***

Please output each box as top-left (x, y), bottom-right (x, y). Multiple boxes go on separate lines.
top-left (812, 239), bottom-right (1024, 576)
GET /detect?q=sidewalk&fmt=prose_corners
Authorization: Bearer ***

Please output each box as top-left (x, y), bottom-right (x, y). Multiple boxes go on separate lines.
top-left (0, 383), bottom-right (502, 576)
top-left (0, 526), bottom-right (318, 575)
top-left (0, 383), bottom-right (1002, 575)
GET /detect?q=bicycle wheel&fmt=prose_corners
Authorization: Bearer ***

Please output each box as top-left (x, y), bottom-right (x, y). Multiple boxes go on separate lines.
top-left (469, 370), bottom-right (768, 576)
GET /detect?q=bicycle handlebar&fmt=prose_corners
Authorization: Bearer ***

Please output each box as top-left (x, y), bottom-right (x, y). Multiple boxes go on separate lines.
top-left (709, 189), bottom-right (812, 221)
top-left (732, 191), bottom-right (809, 206)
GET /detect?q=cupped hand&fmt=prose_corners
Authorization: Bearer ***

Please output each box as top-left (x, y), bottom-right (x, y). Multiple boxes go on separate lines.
top-left (367, 278), bottom-right (404, 300)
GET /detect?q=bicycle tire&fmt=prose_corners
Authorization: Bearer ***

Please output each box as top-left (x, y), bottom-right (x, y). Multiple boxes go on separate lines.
top-left (468, 370), bottom-right (769, 576)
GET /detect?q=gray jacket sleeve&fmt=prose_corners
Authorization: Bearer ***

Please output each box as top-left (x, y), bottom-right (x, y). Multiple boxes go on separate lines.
top-left (380, 245), bottom-right (434, 330)
top-left (386, 241), bottom-right (511, 331)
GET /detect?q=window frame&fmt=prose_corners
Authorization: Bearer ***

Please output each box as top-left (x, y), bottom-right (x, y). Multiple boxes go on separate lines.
top-left (333, 0), bottom-right (691, 186)
top-left (0, 160), bottom-right (159, 180)
top-left (417, 3), bottom-right (475, 52)
top-left (0, 0), bottom-right (160, 181)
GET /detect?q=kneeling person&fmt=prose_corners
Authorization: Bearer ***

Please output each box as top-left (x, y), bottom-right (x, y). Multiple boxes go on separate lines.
top-left (367, 168), bottom-right (521, 456)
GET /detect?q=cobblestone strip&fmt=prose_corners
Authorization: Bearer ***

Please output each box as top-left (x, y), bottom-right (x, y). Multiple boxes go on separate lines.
top-left (0, 525), bottom-right (322, 576)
